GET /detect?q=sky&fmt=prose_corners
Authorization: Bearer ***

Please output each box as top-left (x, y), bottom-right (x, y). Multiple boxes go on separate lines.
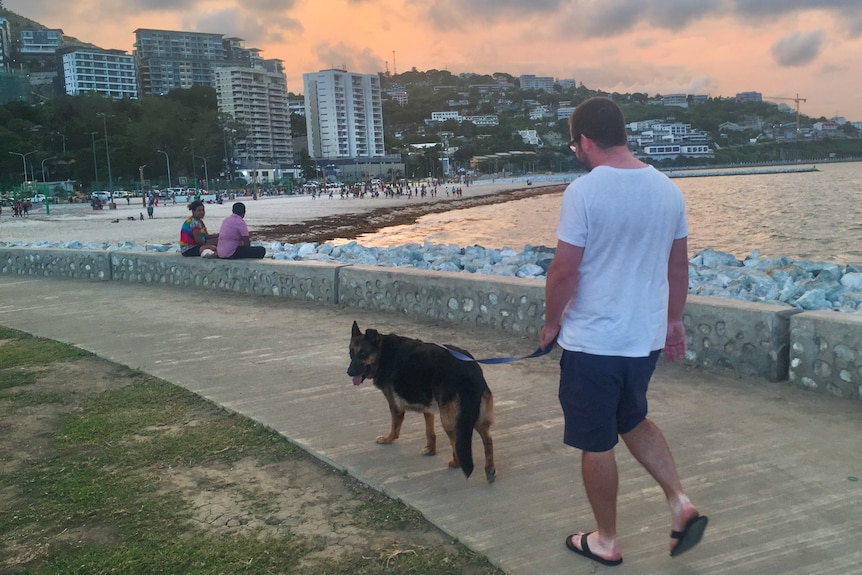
top-left (7, 0), bottom-right (862, 121)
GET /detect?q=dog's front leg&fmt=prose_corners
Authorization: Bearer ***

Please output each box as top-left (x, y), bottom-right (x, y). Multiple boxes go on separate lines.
top-left (421, 410), bottom-right (437, 456)
top-left (377, 401), bottom-right (405, 444)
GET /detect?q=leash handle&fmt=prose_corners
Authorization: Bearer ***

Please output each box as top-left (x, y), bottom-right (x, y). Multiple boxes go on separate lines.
top-left (439, 341), bottom-right (556, 364)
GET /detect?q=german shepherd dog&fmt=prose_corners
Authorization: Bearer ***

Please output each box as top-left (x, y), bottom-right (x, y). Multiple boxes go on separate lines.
top-left (348, 321), bottom-right (496, 483)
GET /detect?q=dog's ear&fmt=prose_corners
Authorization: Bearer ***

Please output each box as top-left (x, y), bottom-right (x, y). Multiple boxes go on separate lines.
top-left (352, 321), bottom-right (361, 337)
top-left (365, 328), bottom-right (381, 345)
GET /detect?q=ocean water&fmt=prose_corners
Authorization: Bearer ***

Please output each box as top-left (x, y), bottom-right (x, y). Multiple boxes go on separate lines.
top-left (351, 162), bottom-right (862, 264)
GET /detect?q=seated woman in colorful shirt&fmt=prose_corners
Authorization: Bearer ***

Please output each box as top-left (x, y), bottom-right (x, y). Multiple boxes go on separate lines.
top-left (179, 200), bottom-right (219, 257)
top-left (217, 202), bottom-right (266, 259)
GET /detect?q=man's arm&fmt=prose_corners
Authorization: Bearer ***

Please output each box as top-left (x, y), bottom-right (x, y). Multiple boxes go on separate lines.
top-left (240, 219), bottom-right (251, 246)
top-left (540, 240), bottom-right (584, 349)
top-left (664, 236), bottom-right (689, 361)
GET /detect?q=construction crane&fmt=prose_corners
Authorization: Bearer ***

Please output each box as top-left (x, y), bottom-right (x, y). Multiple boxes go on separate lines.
top-left (767, 93), bottom-right (807, 136)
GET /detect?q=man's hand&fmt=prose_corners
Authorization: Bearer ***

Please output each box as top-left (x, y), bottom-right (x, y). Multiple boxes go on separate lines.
top-left (540, 323), bottom-right (560, 353)
top-left (663, 319), bottom-right (687, 362)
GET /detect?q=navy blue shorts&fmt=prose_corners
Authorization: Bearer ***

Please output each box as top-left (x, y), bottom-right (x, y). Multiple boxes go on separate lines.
top-left (558, 349), bottom-right (660, 452)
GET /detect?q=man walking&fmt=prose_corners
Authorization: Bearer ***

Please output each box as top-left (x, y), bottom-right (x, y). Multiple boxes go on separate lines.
top-left (540, 97), bottom-right (706, 567)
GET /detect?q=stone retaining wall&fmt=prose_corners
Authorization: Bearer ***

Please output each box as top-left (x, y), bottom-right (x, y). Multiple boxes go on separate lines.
top-left (339, 265), bottom-right (545, 333)
top-left (110, 252), bottom-right (338, 302)
top-left (1, 247), bottom-right (859, 402)
top-left (0, 247), bottom-right (111, 281)
top-left (789, 310), bottom-right (862, 401)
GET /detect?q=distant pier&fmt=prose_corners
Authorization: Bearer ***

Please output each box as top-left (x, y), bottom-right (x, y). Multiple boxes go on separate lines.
top-left (664, 165), bottom-right (818, 178)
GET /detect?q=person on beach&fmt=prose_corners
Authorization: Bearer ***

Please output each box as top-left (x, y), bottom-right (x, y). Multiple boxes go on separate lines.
top-left (217, 202), bottom-right (266, 259)
top-left (539, 97), bottom-right (707, 567)
top-left (179, 200), bottom-right (219, 257)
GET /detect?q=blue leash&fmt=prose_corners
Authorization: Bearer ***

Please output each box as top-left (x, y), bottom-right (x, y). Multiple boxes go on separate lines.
top-left (438, 341), bottom-right (556, 364)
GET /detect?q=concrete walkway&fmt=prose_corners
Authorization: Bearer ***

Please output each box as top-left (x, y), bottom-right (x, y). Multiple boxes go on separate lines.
top-left (1, 276), bottom-right (861, 575)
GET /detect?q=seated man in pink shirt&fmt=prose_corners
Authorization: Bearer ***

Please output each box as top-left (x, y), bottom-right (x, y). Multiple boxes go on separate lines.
top-left (216, 202), bottom-right (266, 259)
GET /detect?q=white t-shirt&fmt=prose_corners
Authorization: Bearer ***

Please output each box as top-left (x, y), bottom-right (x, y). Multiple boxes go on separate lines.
top-left (555, 165), bottom-right (688, 357)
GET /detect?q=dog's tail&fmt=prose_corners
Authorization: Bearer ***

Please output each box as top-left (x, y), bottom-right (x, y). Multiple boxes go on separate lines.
top-left (455, 378), bottom-right (482, 479)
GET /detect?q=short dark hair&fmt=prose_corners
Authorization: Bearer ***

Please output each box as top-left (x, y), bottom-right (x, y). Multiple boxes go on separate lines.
top-left (232, 202), bottom-right (246, 216)
top-left (187, 199), bottom-right (204, 211)
top-left (569, 97), bottom-right (628, 149)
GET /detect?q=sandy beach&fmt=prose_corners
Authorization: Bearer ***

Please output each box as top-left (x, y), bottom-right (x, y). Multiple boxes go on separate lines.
top-left (0, 181), bottom-right (564, 246)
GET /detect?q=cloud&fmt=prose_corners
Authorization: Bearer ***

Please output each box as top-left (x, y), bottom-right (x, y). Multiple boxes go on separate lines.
top-left (416, 0), bottom-right (717, 37)
top-left (412, 0), bottom-right (565, 31)
top-left (687, 75), bottom-right (717, 94)
top-left (418, 0), bottom-right (858, 44)
top-left (836, 7), bottom-right (862, 38)
top-left (732, 0), bottom-right (859, 18)
top-left (127, 0), bottom-right (298, 10)
top-left (313, 42), bottom-right (386, 75)
top-left (128, 0), bottom-right (199, 10)
top-left (733, 0), bottom-right (862, 38)
top-left (582, 0), bottom-right (646, 37)
top-left (184, 8), bottom-right (302, 46)
top-left (237, 0), bottom-right (300, 10)
top-left (771, 30), bottom-right (824, 67)
top-left (644, 0), bottom-right (721, 29)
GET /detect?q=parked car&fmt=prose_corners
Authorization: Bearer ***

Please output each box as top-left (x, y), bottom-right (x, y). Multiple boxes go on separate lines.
top-left (112, 190), bottom-right (130, 199)
top-left (91, 191), bottom-right (112, 202)
top-left (30, 194), bottom-right (46, 203)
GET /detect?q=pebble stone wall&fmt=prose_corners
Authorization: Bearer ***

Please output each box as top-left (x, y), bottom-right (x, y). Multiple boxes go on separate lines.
top-left (789, 310), bottom-right (862, 401)
top-left (338, 265), bottom-right (546, 333)
top-left (682, 296), bottom-right (799, 382)
top-left (0, 247), bottom-right (860, 402)
top-left (109, 252), bottom-right (338, 302)
top-left (0, 247), bottom-right (110, 281)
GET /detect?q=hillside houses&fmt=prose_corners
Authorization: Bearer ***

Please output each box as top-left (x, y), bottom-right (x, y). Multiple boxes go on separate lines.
top-left (628, 120), bottom-right (714, 161)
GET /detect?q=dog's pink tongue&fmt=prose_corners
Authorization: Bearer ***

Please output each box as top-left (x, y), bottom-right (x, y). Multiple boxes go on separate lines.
top-left (352, 376), bottom-right (363, 386)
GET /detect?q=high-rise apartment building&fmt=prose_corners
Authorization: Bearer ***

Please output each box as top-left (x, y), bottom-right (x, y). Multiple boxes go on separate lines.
top-left (736, 91), bottom-right (763, 103)
top-left (0, 18), bottom-right (11, 70)
top-left (303, 69), bottom-right (384, 159)
top-left (60, 48), bottom-right (138, 99)
top-left (20, 28), bottom-right (62, 55)
top-left (215, 55), bottom-right (292, 169)
top-left (133, 28), bottom-right (226, 95)
top-left (519, 74), bottom-right (555, 92)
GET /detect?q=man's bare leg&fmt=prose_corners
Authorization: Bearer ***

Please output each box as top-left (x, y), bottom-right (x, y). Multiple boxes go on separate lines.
top-left (569, 448), bottom-right (623, 562)
top-left (621, 418), bottom-right (700, 553)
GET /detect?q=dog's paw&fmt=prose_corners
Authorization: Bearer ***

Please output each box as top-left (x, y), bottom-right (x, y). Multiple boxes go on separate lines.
top-left (447, 458), bottom-right (460, 469)
top-left (485, 467), bottom-right (497, 484)
top-left (421, 446), bottom-right (437, 456)
top-left (376, 434), bottom-right (396, 444)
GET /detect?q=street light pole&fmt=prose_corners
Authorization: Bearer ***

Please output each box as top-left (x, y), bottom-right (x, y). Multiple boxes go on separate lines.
top-left (97, 113), bottom-right (113, 194)
top-left (9, 150), bottom-right (37, 196)
top-left (194, 155), bottom-right (209, 193)
top-left (86, 131), bottom-right (99, 190)
top-left (189, 138), bottom-right (197, 193)
top-left (41, 156), bottom-right (57, 215)
top-left (139, 165), bottom-right (146, 201)
top-left (157, 149), bottom-right (171, 189)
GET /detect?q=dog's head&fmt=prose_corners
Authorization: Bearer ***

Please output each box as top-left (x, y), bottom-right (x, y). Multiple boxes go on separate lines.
top-left (347, 321), bottom-right (382, 386)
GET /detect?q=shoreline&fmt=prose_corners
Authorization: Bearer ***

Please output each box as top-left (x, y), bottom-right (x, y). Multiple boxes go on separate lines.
top-left (0, 181), bottom-right (563, 247)
top-left (253, 183), bottom-right (565, 244)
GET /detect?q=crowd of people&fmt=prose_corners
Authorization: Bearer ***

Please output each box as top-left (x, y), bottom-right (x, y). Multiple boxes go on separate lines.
top-left (0, 199), bottom-right (33, 217)
top-left (305, 178), bottom-right (471, 201)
